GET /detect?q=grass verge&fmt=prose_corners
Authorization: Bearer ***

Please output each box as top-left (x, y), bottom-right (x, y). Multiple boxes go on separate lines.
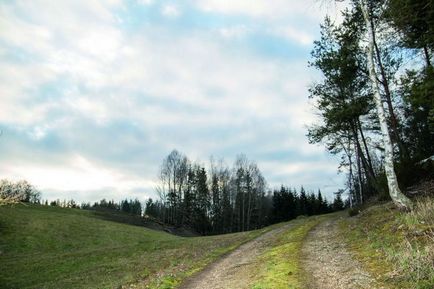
top-left (340, 198), bottom-right (434, 289)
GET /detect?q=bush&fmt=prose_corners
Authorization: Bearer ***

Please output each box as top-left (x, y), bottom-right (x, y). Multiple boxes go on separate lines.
top-left (348, 207), bottom-right (360, 217)
top-left (0, 179), bottom-right (41, 205)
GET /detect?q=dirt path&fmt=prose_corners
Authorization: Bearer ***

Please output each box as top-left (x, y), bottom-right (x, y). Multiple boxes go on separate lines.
top-left (301, 218), bottom-right (382, 289)
top-left (179, 216), bottom-right (384, 289)
top-left (178, 223), bottom-right (295, 289)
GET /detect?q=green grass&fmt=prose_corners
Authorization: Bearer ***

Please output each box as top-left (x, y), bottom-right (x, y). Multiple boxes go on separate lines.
top-left (0, 204), bottom-right (285, 289)
top-left (251, 215), bottom-right (330, 289)
top-left (340, 199), bottom-right (434, 289)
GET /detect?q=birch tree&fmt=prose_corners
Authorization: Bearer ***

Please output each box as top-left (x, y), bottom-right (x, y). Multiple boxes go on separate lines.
top-left (359, 0), bottom-right (412, 210)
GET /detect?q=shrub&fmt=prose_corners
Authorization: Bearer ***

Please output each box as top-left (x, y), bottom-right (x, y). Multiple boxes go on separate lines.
top-left (348, 207), bottom-right (360, 217)
top-left (0, 179), bottom-right (41, 205)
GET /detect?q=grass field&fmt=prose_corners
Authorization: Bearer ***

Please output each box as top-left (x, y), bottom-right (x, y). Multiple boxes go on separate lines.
top-left (0, 204), bottom-right (284, 289)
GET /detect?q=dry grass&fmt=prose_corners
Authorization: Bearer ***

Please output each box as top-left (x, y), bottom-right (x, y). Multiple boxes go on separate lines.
top-left (395, 197), bottom-right (434, 288)
top-left (403, 197), bottom-right (434, 228)
top-left (341, 199), bottom-right (434, 288)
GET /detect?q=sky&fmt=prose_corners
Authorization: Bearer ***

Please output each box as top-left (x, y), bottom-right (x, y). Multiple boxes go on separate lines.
top-left (0, 0), bottom-right (348, 203)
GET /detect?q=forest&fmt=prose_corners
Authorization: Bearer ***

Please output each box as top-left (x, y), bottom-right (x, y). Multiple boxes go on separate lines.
top-left (145, 150), bottom-right (343, 235)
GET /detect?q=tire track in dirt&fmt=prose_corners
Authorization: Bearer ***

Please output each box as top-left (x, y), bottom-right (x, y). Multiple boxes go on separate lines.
top-left (178, 223), bottom-right (295, 289)
top-left (301, 218), bottom-right (384, 289)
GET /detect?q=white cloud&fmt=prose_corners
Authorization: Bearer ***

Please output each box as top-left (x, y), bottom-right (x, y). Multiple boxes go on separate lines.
top-left (195, 0), bottom-right (278, 18)
top-left (194, 0), bottom-right (348, 46)
top-left (0, 155), bottom-right (157, 200)
top-left (271, 26), bottom-right (314, 46)
top-left (262, 160), bottom-right (337, 176)
top-left (194, 0), bottom-right (346, 21)
top-left (29, 125), bottom-right (49, 140)
top-left (137, 0), bottom-right (153, 5)
top-left (161, 4), bottom-right (181, 18)
top-left (218, 25), bottom-right (250, 38)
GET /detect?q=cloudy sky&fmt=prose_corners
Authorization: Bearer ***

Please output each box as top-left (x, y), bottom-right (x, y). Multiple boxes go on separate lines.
top-left (0, 0), bottom-right (347, 203)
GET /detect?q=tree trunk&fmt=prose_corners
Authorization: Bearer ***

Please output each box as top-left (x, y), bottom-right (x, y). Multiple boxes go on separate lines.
top-left (351, 123), bottom-right (377, 189)
top-left (357, 118), bottom-right (375, 177)
top-left (355, 144), bottom-right (364, 204)
top-left (359, 0), bottom-right (412, 210)
top-left (423, 45), bottom-right (431, 67)
top-left (370, 17), bottom-right (407, 160)
top-left (347, 143), bottom-right (354, 208)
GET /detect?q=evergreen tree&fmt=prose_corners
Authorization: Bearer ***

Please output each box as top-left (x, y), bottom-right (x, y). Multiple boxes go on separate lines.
top-left (298, 186), bottom-right (308, 216)
top-left (316, 190), bottom-right (324, 214)
top-left (308, 13), bottom-right (378, 205)
top-left (194, 167), bottom-right (211, 234)
top-left (333, 190), bottom-right (345, 211)
top-left (386, 0), bottom-right (433, 66)
top-left (121, 199), bottom-right (130, 213)
top-left (145, 198), bottom-right (158, 217)
top-left (210, 173), bottom-right (222, 233)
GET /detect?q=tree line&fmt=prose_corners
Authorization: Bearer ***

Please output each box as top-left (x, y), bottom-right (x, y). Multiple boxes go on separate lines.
top-left (145, 150), bottom-right (344, 235)
top-left (0, 151), bottom-right (345, 235)
top-left (271, 186), bottom-right (343, 223)
top-left (48, 198), bottom-right (143, 217)
top-left (308, 0), bottom-right (433, 209)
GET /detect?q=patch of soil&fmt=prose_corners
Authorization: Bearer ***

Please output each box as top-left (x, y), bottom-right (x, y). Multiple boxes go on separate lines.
top-left (301, 218), bottom-right (384, 289)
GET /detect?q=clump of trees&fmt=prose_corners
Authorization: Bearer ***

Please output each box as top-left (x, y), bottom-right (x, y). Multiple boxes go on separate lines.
top-left (49, 198), bottom-right (143, 217)
top-left (0, 179), bottom-right (41, 205)
top-left (120, 199), bottom-right (142, 216)
top-left (149, 150), bottom-right (269, 234)
top-left (308, 0), bottom-right (433, 210)
top-left (271, 186), bottom-right (346, 223)
top-left (145, 150), bottom-right (342, 235)
top-left (48, 199), bottom-right (80, 208)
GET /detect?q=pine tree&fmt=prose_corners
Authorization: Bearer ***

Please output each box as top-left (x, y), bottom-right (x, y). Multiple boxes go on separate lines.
top-left (298, 186), bottom-right (308, 216)
top-left (316, 190), bottom-right (324, 214)
top-left (333, 191), bottom-right (345, 211)
top-left (194, 167), bottom-right (211, 234)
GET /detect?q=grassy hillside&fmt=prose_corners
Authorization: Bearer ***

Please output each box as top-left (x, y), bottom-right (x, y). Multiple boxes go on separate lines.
top-left (0, 204), bottom-right (283, 289)
top-left (340, 198), bottom-right (434, 289)
top-left (3, 200), bottom-right (431, 289)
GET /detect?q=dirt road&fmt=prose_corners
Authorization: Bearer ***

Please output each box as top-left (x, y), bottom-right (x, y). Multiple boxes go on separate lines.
top-left (179, 216), bottom-right (382, 289)
top-left (301, 218), bottom-right (382, 289)
top-left (178, 223), bottom-right (294, 289)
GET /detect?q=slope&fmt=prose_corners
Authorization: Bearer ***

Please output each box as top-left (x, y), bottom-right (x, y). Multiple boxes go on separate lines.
top-left (0, 204), bottom-right (284, 289)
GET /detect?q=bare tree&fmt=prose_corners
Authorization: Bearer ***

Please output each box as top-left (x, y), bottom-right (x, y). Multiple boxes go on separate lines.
top-left (0, 179), bottom-right (40, 205)
top-left (158, 150), bottom-right (189, 224)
